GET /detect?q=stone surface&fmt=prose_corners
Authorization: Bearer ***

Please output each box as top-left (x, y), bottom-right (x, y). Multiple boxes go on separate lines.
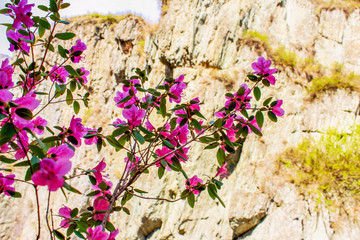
top-left (1, 0), bottom-right (360, 240)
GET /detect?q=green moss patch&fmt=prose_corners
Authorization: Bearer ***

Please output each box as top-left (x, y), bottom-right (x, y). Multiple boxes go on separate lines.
top-left (278, 125), bottom-right (360, 207)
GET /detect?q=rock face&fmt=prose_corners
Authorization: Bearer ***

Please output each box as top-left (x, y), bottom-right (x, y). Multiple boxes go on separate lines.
top-left (1, 0), bottom-right (360, 239)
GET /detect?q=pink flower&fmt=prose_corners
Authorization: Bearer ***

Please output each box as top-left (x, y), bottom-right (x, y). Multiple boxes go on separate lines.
top-left (215, 111), bottom-right (226, 118)
top-left (49, 66), bottom-right (69, 84)
top-left (251, 57), bottom-right (278, 85)
top-left (186, 175), bottom-right (203, 195)
top-left (123, 78), bottom-right (140, 92)
top-left (30, 116), bottom-right (47, 135)
top-left (108, 229), bottom-right (119, 240)
top-left (145, 120), bottom-right (155, 131)
top-left (58, 205), bottom-right (72, 228)
top-left (223, 116), bottom-right (236, 142)
top-left (93, 159), bottom-right (106, 183)
top-left (75, 67), bottom-right (90, 85)
top-left (47, 144), bottom-right (75, 162)
top-left (0, 89), bottom-right (13, 106)
top-left (70, 39), bottom-right (87, 63)
top-left (84, 128), bottom-right (99, 145)
top-left (0, 59), bottom-right (14, 89)
top-left (6, 28), bottom-right (33, 54)
top-left (237, 116), bottom-right (261, 134)
top-left (31, 158), bottom-right (72, 191)
top-left (8, 0), bottom-right (35, 29)
top-left (114, 91), bottom-right (136, 109)
top-left (155, 146), bottom-right (175, 169)
top-left (0, 173), bottom-right (15, 196)
top-left (215, 163), bottom-right (229, 178)
top-left (272, 99), bottom-right (285, 116)
top-left (65, 115), bottom-right (86, 147)
top-left (113, 118), bottom-right (126, 128)
top-left (168, 75), bottom-right (187, 103)
top-left (93, 197), bottom-right (109, 221)
top-left (225, 84), bottom-right (251, 111)
top-left (87, 225), bottom-right (109, 240)
top-left (122, 105), bottom-right (145, 127)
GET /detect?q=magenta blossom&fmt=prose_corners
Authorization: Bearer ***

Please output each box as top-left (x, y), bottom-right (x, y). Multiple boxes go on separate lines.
top-left (108, 229), bottom-right (119, 240)
top-left (93, 159), bottom-right (107, 183)
top-left (6, 29), bottom-right (32, 54)
top-left (31, 158), bottom-right (72, 191)
top-left (168, 75), bottom-right (187, 103)
top-left (251, 57), bottom-right (278, 85)
top-left (75, 67), bottom-right (90, 85)
top-left (123, 78), bottom-right (140, 92)
top-left (65, 115), bottom-right (86, 147)
top-left (84, 128), bottom-right (99, 145)
top-left (87, 225), bottom-right (109, 240)
top-left (216, 163), bottom-right (229, 178)
top-left (0, 59), bottom-right (14, 89)
top-left (113, 118), bottom-right (126, 128)
top-left (93, 197), bottom-right (110, 221)
top-left (145, 120), bottom-right (155, 131)
top-left (58, 205), bottom-right (72, 228)
top-left (122, 105), bottom-right (146, 127)
top-left (47, 144), bottom-right (75, 162)
top-left (49, 66), bottom-right (69, 84)
top-left (114, 90), bottom-right (137, 109)
top-left (8, 0), bottom-right (35, 29)
top-left (223, 116), bottom-right (236, 142)
top-left (70, 39), bottom-right (87, 63)
top-left (30, 116), bottom-right (47, 135)
top-left (155, 146), bottom-right (175, 169)
top-left (225, 83), bottom-right (252, 111)
top-left (0, 173), bottom-right (15, 196)
top-left (272, 99), bottom-right (285, 116)
top-left (186, 175), bottom-right (203, 195)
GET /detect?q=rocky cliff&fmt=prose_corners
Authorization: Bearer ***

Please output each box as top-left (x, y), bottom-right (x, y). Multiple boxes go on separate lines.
top-left (1, 0), bottom-right (360, 239)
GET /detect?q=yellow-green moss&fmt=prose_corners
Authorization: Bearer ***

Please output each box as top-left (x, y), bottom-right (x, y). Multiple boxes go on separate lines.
top-left (278, 125), bottom-right (360, 206)
top-left (307, 63), bottom-right (360, 96)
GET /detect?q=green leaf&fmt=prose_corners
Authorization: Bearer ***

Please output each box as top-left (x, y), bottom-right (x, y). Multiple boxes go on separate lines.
top-left (98, 181), bottom-right (108, 191)
top-left (122, 207), bottom-right (130, 215)
top-left (268, 111), bottom-right (278, 122)
top-left (58, 45), bottom-right (67, 58)
top-left (6, 190), bottom-right (22, 198)
top-left (39, 18), bottom-right (51, 30)
top-left (60, 3), bottom-right (71, 9)
top-left (187, 192), bottom-right (195, 208)
top-left (42, 136), bottom-right (61, 143)
top-left (55, 32), bottom-right (76, 40)
top-left (70, 208), bottom-right (78, 218)
top-left (116, 95), bottom-right (131, 105)
top-left (0, 156), bottom-right (16, 164)
top-left (255, 111), bottom-right (264, 129)
top-left (14, 160), bottom-right (29, 167)
top-left (213, 119), bottom-right (222, 128)
top-left (163, 139), bottom-right (174, 149)
top-left (38, 5), bottom-right (49, 11)
top-left (0, 123), bottom-right (16, 145)
top-left (15, 108), bottom-right (33, 120)
top-left (254, 86), bottom-right (261, 101)
top-left (248, 123), bottom-right (262, 136)
top-left (160, 97), bottom-right (166, 118)
top-left (66, 224), bottom-right (75, 237)
top-left (73, 101), bottom-right (80, 114)
top-left (133, 130), bottom-right (145, 144)
top-left (106, 221), bottom-right (116, 232)
top-left (74, 231), bottom-right (85, 239)
top-left (247, 74), bottom-right (258, 81)
top-left (49, 0), bottom-right (58, 12)
top-left (191, 118), bottom-right (202, 131)
top-left (64, 65), bottom-right (79, 76)
top-left (66, 89), bottom-right (73, 105)
top-left (28, 145), bottom-right (46, 159)
top-left (70, 81), bottom-right (76, 92)
top-left (63, 182), bottom-right (82, 194)
top-left (216, 147), bottom-right (226, 166)
top-left (158, 166), bottom-right (165, 179)
top-left (88, 175), bottom-right (97, 185)
top-left (134, 189), bottom-right (148, 194)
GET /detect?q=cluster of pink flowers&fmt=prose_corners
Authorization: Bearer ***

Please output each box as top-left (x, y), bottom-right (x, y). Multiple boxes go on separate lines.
top-left (31, 144), bottom-right (74, 191)
top-left (0, 173), bottom-right (15, 196)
